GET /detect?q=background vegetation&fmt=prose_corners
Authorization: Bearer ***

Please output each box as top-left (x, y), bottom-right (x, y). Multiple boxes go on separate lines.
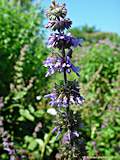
top-left (0, 0), bottom-right (120, 159)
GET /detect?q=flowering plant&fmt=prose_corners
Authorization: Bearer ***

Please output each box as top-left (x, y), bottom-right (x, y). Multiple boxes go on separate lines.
top-left (44, 0), bottom-right (86, 159)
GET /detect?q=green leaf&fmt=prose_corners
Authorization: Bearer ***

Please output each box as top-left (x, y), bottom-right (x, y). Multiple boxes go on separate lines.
top-left (13, 91), bottom-right (26, 100)
top-left (44, 133), bottom-right (49, 142)
top-left (28, 105), bottom-right (35, 114)
top-left (28, 140), bottom-right (38, 151)
top-left (36, 139), bottom-right (44, 150)
top-left (19, 109), bottom-right (34, 121)
top-left (34, 110), bottom-right (45, 118)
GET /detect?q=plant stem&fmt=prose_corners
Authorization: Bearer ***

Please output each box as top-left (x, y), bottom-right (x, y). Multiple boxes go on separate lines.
top-left (62, 47), bottom-right (67, 84)
top-left (62, 47), bottom-right (73, 146)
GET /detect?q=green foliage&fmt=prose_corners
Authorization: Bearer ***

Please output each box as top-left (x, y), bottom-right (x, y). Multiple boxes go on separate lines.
top-left (0, 1), bottom-right (58, 159)
top-left (78, 43), bottom-right (120, 157)
top-left (0, 0), bottom-right (44, 95)
top-left (70, 26), bottom-right (120, 46)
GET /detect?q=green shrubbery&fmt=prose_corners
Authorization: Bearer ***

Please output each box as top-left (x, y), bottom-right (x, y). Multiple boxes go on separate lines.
top-left (0, 1), bottom-right (58, 159)
top-left (79, 44), bottom-right (120, 157)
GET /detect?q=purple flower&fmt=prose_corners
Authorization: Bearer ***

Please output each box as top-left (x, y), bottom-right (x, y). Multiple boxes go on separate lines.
top-left (44, 92), bottom-right (57, 100)
top-left (43, 56), bottom-right (80, 77)
top-left (10, 156), bottom-right (15, 160)
top-left (56, 128), bottom-right (62, 139)
top-left (45, 90), bottom-right (84, 107)
top-left (44, 92), bottom-right (58, 106)
top-left (66, 56), bottom-right (80, 76)
top-left (45, 91), bottom-right (68, 107)
top-left (52, 126), bottom-right (62, 139)
top-left (52, 126), bottom-right (58, 133)
top-left (83, 156), bottom-right (89, 160)
top-left (43, 56), bottom-right (62, 77)
top-left (48, 33), bottom-right (82, 49)
top-left (45, 79), bottom-right (84, 107)
top-left (62, 131), bottom-right (79, 144)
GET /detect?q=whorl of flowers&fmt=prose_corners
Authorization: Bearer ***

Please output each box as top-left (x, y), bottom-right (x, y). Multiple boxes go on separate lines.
top-left (45, 80), bottom-right (84, 107)
top-left (43, 55), bottom-right (80, 77)
top-left (44, 0), bottom-right (86, 158)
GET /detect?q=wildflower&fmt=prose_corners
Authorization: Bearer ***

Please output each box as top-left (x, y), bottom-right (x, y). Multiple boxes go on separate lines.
top-left (45, 91), bottom-right (68, 107)
top-left (43, 56), bottom-right (62, 77)
top-left (44, 81), bottom-right (84, 107)
top-left (44, 0), bottom-right (85, 157)
top-left (48, 33), bottom-right (82, 49)
top-left (66, 56), bottom-right (80, 76)
top-left (52, 126), bottom-right (58, 133)
top-left (56, 128), bottom-right (62, 139)
top-left (44, 92), bottom-right (57, 101)
top-left (62, 131), bottom-right (79, 144)
top-left (43, 55), bottom-right (80, 77)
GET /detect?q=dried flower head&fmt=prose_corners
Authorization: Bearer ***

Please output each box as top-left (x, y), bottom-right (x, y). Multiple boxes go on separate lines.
top-left (46, 0), bottom-right (67, 20)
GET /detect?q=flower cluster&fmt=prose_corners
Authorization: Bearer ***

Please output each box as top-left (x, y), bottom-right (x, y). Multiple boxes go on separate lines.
top-left (43, 55), bottom-right (80, 77)
top-left (62, 131), bottom-right (79, 144)
top-left (45, 80), bottom-right (84, 107)
top-left (2, 132), bottom-right (16, 158)
top-left (48, 33), bottom-right (82, 49)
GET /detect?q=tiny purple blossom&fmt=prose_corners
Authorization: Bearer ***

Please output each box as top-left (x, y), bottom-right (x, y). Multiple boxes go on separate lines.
top-left (56, 128), bottom-right (62, 139)
top-left (2, 133), bottom-right (16, 157)
top-left (52, 126), bottom-right (58, 133)
top-left (62, 131), bottom-right (79, 144)
top-left (44, 92), bottom-right (57, 100)
top-left (45, 91), bottom-right (67, 107)
top-left (66, 56), bottom-right (80, 76)
top-left (43, 56), bottom-right (62, 77)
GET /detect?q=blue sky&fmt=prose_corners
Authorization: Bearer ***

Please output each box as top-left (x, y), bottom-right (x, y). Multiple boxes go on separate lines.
top-left (42, 0), bottom-right (120, 34)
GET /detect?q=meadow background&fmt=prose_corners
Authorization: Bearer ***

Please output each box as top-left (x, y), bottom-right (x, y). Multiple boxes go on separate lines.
top-left (0, 0), bottom-right (120, 159)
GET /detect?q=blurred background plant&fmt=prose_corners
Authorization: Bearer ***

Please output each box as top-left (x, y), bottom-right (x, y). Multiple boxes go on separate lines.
top-left (0, 0), bottom-right (120, 159)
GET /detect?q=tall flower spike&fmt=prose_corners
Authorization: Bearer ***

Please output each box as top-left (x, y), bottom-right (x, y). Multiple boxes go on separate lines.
top-left (44, 0), bottom-right (86, 158)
